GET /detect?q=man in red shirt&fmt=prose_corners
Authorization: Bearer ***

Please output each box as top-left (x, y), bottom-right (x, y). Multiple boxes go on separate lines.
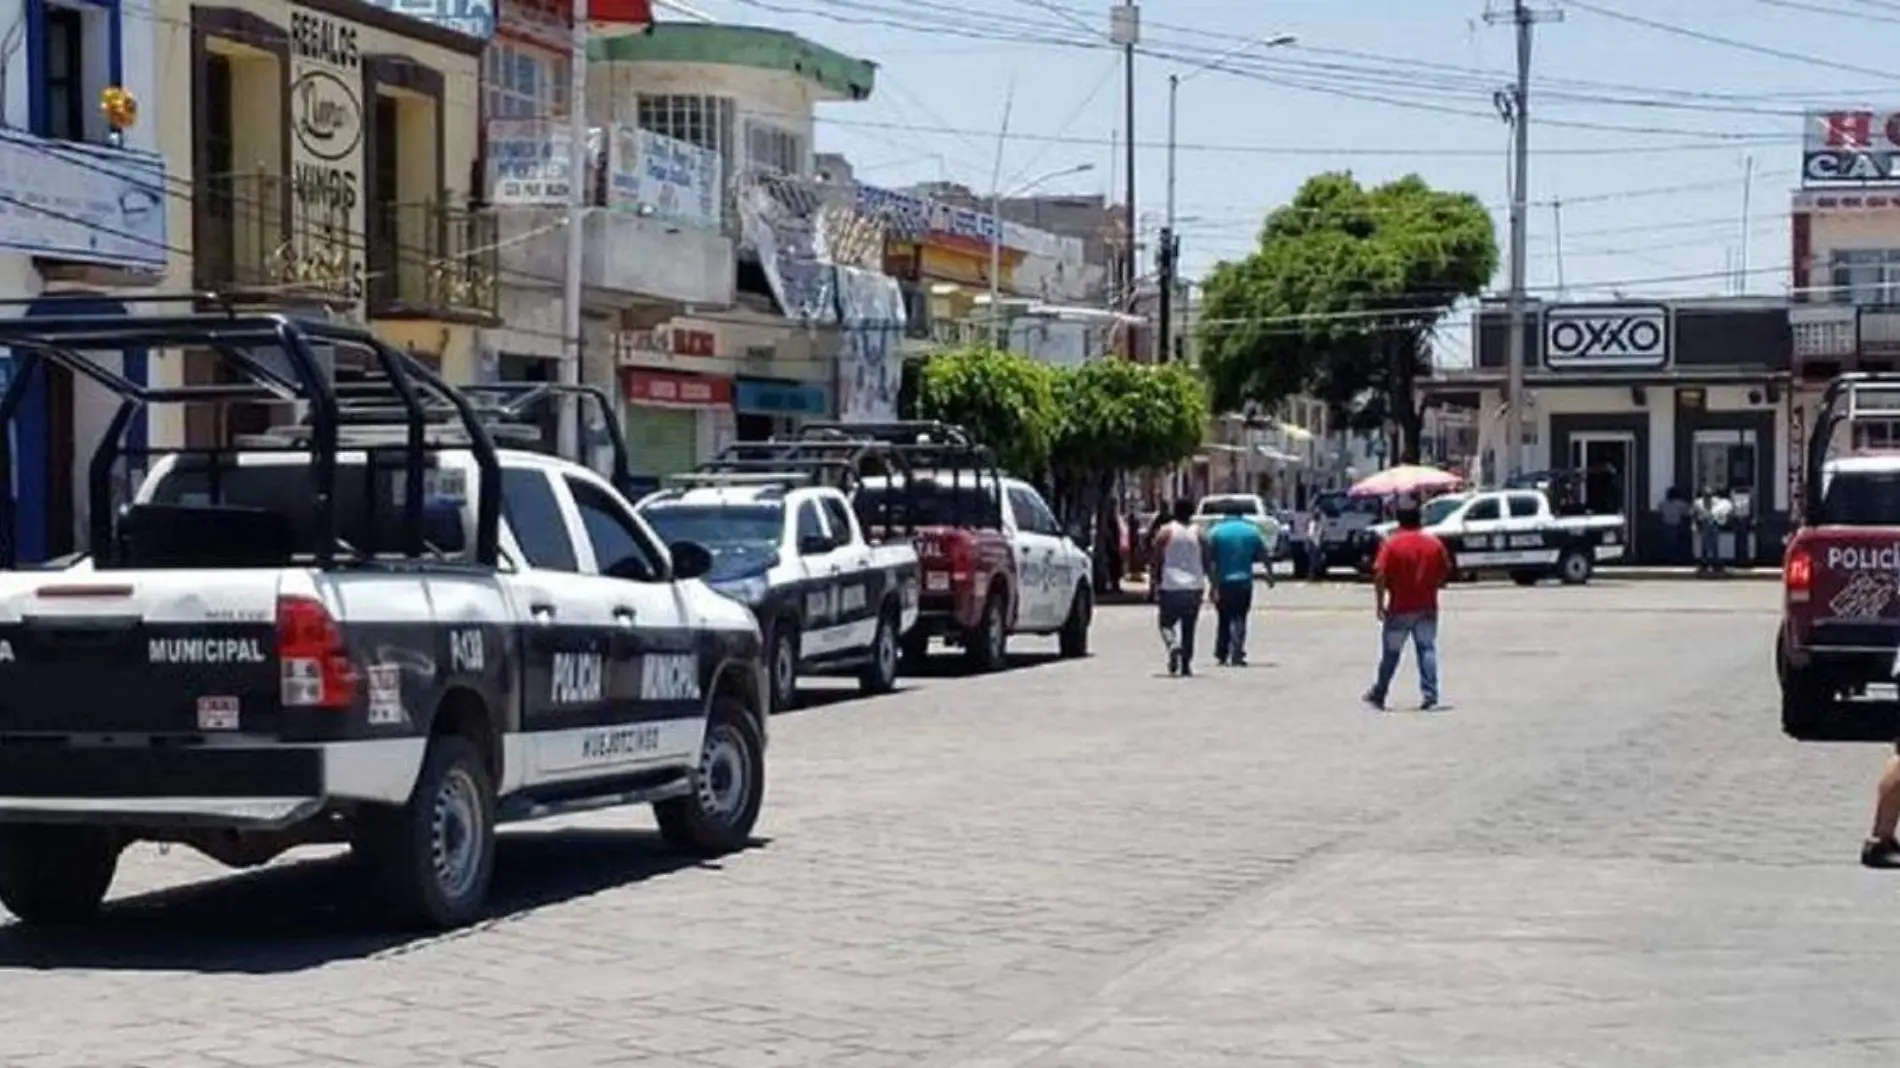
top-left (1363, 496), bottom-right (1452, 711)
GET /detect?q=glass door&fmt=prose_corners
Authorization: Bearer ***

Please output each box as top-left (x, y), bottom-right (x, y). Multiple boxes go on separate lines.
top-left (1568, 433), bottom-right (1636, 545)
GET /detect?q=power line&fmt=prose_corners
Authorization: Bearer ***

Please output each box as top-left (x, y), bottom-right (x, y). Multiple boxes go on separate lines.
top-left (1563, 0), bottom-right (1900, 82)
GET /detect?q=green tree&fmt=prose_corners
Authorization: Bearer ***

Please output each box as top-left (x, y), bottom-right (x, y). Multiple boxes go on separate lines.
top-left (913, 345), bottom-right (1060, 475)
top-left (1196, 172), bottom-right (1496, 462)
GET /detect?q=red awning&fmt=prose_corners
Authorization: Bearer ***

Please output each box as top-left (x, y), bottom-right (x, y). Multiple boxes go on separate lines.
top-left (591, 0), bottom-right (653, 25)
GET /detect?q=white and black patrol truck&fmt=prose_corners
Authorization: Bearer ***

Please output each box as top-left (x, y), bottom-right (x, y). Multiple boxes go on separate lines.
top-left (0, 308), bottom-right (769, 931)
top-left (1369, 488), bottom-right (1627, 585)
top-left (636, 441), bottom-right (921, 712)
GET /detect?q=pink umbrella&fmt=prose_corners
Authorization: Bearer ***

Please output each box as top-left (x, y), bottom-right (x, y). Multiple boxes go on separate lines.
top-left (1348, 464), bottom-right (1464, 499)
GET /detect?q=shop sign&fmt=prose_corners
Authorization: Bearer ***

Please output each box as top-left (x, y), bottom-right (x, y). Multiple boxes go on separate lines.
top-left (734, 377), bottom-right (831, 417)
top-left (624, 369), bottom-right (731, 408)
top-left (608, 127), bottom-right (722, 230)
top-left (1789, 402), bottom-right (1806, 524)
top-left (487, 120), bottom-right (574, 205)
top-left (360, 0), bottom-right (494, 38)
top-left (1542, 304), bottom-right (1670, 369)
top-left (616, 325), bottom-right (717, 364)
top-left (1804, 109), bottom-right (1900, 186)
top-left (284, 7), bottom-right (366, 306)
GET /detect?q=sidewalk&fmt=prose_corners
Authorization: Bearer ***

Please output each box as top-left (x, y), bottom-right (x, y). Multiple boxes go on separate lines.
top-left (1098, 564), bottom-right (1781, 603)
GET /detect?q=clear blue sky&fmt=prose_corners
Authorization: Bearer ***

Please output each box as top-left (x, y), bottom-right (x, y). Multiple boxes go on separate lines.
top-left (678, 0), bottom-right (1890, 356)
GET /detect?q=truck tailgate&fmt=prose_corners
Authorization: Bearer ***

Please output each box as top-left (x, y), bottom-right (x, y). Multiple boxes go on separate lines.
top-left (0, 571), bottom-right (284, 735)
top-left (1800, 529), bottom-right (1900, 646)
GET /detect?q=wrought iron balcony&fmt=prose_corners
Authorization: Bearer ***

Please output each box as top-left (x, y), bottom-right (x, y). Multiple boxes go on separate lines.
top-left (367, 201), bottom-right (501, 324)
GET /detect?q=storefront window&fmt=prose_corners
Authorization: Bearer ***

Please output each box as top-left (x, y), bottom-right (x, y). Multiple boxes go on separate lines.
top-left (485, 42), bottom-right (569, 120)
top-left (1692, 429), bottom-right (1757, 496)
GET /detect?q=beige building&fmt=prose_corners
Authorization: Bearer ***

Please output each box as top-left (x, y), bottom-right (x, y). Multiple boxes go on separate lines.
top-left (153, 0), bottom-right (491, 445)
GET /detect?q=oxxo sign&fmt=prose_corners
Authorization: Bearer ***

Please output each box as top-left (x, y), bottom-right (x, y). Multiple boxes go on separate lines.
top-left (1542, 304), bottom-right (1670, 370)
top-left (286, 7), bottom-right (366, 306)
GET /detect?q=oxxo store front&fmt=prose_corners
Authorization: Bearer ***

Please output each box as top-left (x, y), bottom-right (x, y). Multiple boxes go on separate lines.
top-left (1434, 298), bottom-right (1793, 565)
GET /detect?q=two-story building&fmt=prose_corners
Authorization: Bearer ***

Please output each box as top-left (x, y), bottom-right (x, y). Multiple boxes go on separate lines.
top-left (156, 0), bottom-right (494, 449)
top-left (577, 22), bottom-right (879, 480)
top-left (1430, 297), bottom-right (1792, 564)
top-left (0, 0), bottom-right (168, 561)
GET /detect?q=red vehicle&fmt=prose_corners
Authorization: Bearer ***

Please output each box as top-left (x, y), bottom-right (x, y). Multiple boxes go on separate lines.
top-left (802, 421), bottom-right (1023, 672)
top-left (1779, 373), bottom-right (1900, 737)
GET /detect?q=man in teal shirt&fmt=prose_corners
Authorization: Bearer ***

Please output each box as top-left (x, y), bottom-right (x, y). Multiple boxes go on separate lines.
top-left (1207, 513), bottom-right (1271, 666)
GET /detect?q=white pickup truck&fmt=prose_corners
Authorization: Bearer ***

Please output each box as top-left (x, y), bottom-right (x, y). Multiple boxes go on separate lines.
top-left (1369, 488), bottom-right (1627, 585)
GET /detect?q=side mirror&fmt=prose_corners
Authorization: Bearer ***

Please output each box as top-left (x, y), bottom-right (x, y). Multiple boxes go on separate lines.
top-left (669, 540), bottom-right (713, 581)
top-left (797, 534), bottom-right (833, 556)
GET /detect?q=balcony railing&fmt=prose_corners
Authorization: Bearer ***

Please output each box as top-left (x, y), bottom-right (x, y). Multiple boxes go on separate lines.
top-left (368, 202), bottom-right (500, 323)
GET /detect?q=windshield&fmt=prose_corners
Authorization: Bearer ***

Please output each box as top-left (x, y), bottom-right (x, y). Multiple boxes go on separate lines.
top-left (1197, 495), bottom-right (1262, 517)
top-left (1820, 470), bottom-right (1900, 525)
top-left (1421, 497), bottom-right (1465, 526)
top-left (642, 504), bottom-right (783, 550)
top-left (1316, 493), bottom-right (1380, 518)
top-left (856, 482), bottom-right (1003, 529)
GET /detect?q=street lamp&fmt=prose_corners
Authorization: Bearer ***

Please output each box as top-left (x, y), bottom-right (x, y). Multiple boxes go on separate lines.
top-left (1165, 34), bottom-right (1296, 235)
top-left (987, 161), bottom-right (1096, 346)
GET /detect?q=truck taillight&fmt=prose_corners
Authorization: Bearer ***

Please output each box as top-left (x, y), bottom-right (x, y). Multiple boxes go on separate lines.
top-left (1785, 548), bottom-right (1813, 603)
top-left (277, 594), bottom-right (357, 709)
top-left (948, 536), bottom-right (975, 582)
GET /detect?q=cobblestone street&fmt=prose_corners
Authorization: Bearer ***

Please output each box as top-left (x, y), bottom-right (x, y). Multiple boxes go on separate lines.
top-left (0, 579), bottom-right (1886, 1067)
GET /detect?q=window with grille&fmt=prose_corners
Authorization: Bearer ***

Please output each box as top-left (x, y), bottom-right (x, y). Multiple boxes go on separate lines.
top-left (1828, 249), bottom-right (1900, 306)
top-left (743, 120), bottom-right (804, 175)
top-left (485, 41), bottom-right (568, 120)
top-left (634, 94), bottom-right (734, 157)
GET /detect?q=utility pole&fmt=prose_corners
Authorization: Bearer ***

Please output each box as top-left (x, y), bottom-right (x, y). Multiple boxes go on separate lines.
top-left (1551, 199), bottom-right (1565, 299)
top-left (1157, 226), bottom-right (1174, 363)
top-left (559, 0), bottom-right (592, 460)
top-left (1111, 4), bottom-right (1138, 358)
top-left (1485, 0), bottom-right (1560, 483)
top-left (1738, 153), bottom-right (1755, 294)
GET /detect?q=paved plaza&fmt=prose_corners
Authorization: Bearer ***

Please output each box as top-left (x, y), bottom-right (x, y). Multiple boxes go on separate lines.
top-left (0, 579), bottom-right (1890, 1067)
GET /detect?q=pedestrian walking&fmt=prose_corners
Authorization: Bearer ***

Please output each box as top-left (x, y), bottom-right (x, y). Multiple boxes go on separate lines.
top-left (1363, 497), bottom-right (1452, 711)
top-left (1150, 498), bottom-right (1209, 676)
top-left (1207, 507), bottom-right (1270, 667)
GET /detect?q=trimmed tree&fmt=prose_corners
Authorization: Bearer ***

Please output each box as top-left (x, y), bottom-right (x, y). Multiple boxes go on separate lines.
top-left (1196, 172), bottom-right (1496, 462)
top-left (912, 345), bottom-right (1061, 476)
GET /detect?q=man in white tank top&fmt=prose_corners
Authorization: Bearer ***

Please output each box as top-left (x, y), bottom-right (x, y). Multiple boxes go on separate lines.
top-left (1149, 498), bottom-right (1210, 676)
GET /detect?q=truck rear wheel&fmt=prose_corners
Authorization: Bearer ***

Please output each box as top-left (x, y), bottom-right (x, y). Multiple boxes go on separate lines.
top-left (1557, 548), bottom-right (1592, 585)
top-left (1778, 641), bottom-right (1831, 740)
top-left (964, 591), bottom-right (1009, 672)
top-left (361, 734), bottom-right (496, 930)
top-left (0, 825), bottom-right (120, 926)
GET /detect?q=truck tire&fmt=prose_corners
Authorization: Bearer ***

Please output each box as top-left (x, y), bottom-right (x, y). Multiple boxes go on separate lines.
top-left (859, 603), bottom-right (901, 695)
top-left (0, 825), bottom-right (120, 926)
top-left (363, 734), bottom-right (496, 930)
top-left (1557, 548), bottom-right (1593, 585)
top-left (1778, 640), bottom-right (1830, 740)
top-left (766, 618), bottom-right (800, 713)
top-left (1510, 570), bottom-right (1541, 586)
top-left (655, 697), bottom-right (765, 856)
top-left (964, 590), bottom-right (1009, 673)
top-left (1059, 584), bottom-right (1092, 658)
top-left (901, 630), bottom-right (931, 669)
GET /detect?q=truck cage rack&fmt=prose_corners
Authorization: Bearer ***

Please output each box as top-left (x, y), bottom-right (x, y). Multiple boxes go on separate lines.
top-left (793, 420), bottom-right (1006, 529)
top-left (1806, 373), bottom-right (1900, 523)
top-left (643, 435), bottom-right (923, 529)
top-left (0, 293), bottom-right (522, 569)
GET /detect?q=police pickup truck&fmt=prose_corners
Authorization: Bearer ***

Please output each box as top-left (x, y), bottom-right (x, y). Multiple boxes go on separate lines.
top-left (1369, 488), bottom-right (1627, 585)
top-left (637, 466), bottom-right (920, 712)
top-left (0, 309), bottom-right (768, 931)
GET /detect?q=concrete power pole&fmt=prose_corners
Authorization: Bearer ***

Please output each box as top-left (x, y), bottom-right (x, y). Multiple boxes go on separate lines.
top-left (1111, 4), bottom-right (1138, 358)
top-left (1486, 0), bottom-right (1559, 482)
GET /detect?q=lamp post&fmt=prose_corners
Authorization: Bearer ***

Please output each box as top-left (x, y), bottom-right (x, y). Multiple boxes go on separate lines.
top-left (1164, 34), bottom-right (1295, 237)
top-left (987, 162), bottom-right (1095, 347)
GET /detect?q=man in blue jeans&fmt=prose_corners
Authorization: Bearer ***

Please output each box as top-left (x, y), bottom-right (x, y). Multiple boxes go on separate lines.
top-left (1363, 498), bottom-right (1452, 711)
top-left (1207, 511), bottom-right (1270, 666)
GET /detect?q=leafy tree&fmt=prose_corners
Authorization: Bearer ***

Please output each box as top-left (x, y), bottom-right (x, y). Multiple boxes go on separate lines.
top-left (1196, 172), bottom-right (1496, 462)
top-left (913, 345), bottom-right (1060, 475)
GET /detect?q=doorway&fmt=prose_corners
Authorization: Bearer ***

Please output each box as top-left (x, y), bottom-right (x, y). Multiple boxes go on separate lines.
top-left (1692, 427), bottom-right (1760, 561)
top-left (1568, 432), bottom-right (1636, 542)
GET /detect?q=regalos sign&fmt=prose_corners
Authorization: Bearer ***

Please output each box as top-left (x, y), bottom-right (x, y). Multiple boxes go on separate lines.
top-left (285, 7), bottom-right (366, 306)
top-left (1802, 109), bottom-right (1900, 185)
top-left (1542, 304), bottom-right (1670, 370)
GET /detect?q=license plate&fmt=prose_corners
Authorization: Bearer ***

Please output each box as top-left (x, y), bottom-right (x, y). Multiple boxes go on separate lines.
top-left (926, 572), bottom-right (950, 592)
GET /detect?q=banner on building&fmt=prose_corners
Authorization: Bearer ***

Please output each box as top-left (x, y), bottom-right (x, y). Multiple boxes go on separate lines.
top-left (487, 120), bottom-right (573, 205)
top-left (835, 265), bottom-right (905, 423)
top-left (609, 127), bottom-right (722, 228)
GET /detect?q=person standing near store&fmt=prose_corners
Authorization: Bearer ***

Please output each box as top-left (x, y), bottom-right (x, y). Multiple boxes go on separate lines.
top-left (1150, 499), bottom-right (1209, 677)
top-left (1207, 509), bottom-right (1271, 667)
top-left (1659, 487), bottom-right (1691, 564)
top-left (1363, 496), bottom-right (1453, 711)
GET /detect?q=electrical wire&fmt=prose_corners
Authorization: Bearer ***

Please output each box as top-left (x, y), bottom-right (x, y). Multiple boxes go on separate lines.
top-left (1562, 0), bottom-right (1900, 83)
